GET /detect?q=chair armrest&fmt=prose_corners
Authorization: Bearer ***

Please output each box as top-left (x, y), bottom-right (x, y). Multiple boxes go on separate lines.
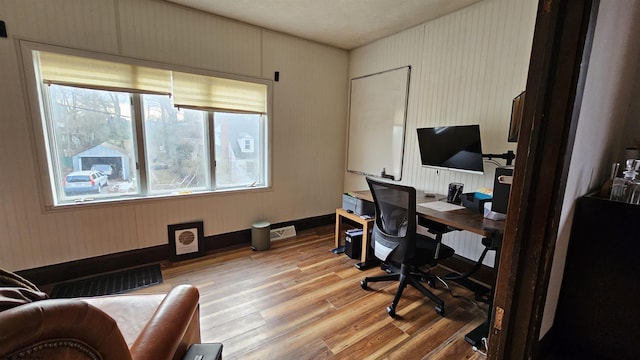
top-left (0, 297), bottom-right (132, 359)
top-left (130, 284), bottom-right (201, 360)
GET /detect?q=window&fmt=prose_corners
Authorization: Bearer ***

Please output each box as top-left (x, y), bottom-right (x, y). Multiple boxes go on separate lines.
top-left (29, 47), bottom-right (270, 206)
top-left (214, 113), bottom-right (265, 188)
top-left (46, 85), bottom-right (139, 198)
top-left (142, 94), bottom-right (209, 194)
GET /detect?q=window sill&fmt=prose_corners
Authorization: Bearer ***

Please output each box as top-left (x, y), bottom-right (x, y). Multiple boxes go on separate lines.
top-left (46, 185), bottom-right (271, 212)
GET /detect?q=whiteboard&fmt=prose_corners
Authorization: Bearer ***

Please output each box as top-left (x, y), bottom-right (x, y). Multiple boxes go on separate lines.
top-left (346, 66), bottom-right (410, 180)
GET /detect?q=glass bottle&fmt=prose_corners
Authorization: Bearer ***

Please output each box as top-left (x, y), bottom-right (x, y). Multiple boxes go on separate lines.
top-left (599, 162), bottom-right (619, 198)
top-left (627, 160), bottom-right (640, 204)
top-left (628, 181), bottom-right (640, 204)
top-left (610, 159), bottom-right (637, 202)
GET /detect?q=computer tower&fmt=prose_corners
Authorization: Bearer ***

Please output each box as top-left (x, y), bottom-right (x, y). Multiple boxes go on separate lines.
top-left (344, 229), bottom-right (363, 259)
top-left (492, 167), bottom-right (513, 214)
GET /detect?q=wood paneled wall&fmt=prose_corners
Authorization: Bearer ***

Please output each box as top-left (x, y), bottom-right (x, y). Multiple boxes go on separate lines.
top-left (0, 0), bottom-right (348, 271)
top-left (345, 0), bottom-right (537, 264)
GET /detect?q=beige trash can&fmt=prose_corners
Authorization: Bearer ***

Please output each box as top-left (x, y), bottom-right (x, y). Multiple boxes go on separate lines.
top-left (251, 221), bottom-right (271, 251)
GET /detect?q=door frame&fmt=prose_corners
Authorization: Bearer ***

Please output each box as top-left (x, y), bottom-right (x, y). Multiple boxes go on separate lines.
top-left (489, 0), bottom-right (599, 358)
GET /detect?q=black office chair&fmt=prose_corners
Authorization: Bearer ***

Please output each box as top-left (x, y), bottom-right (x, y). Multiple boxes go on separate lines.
top-left (360, 177), bottom-right (455, 317)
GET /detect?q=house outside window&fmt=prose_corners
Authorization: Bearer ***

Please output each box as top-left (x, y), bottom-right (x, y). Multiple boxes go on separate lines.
top-left (25, 45), bottom-right (270, 206)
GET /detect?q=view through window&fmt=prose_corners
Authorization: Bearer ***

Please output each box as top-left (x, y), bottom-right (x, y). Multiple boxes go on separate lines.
top-left (32, 49), bottom-right (269, 205)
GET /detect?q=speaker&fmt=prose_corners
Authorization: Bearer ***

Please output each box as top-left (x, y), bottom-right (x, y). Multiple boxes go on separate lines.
top-left (492, 167), bottom-right (513, 214)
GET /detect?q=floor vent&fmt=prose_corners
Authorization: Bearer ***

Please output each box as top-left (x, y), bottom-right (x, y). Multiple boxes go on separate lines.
top-left (270, 225), bottom-right (296, 241)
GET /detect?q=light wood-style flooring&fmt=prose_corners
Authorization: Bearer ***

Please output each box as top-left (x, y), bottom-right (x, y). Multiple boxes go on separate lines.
top-left (141, 224), bottom-right (488, 359)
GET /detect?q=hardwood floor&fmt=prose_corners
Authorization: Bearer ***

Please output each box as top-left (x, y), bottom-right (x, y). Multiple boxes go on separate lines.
top-left (141, 224), bottom-right (488, 359)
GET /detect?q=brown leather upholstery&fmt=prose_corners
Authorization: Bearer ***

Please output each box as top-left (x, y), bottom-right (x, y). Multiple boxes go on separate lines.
top-left (0, 269), bottom-right (40, 292)
top-left (0, 284), bottom-right (201, 360)
top-left (0, 287), bottom-right (48, 312)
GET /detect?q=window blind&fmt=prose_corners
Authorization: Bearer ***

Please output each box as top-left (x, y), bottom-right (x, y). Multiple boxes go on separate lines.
top-left (37, 51), bottom-right (172, 95)
top-left (172, 71), bottom-right (267, 114)
top-left (36, 50), bottom-right (267, 114)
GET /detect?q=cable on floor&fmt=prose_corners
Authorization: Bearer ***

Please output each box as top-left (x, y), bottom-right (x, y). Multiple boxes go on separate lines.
top-left (434, 275), bottom-right (486, 313)
top-left (472, 337), bottom-right (489, 356)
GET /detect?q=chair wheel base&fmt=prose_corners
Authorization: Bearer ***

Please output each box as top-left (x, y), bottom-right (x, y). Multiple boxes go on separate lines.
top-left (386, 306), bottom-right (396, 317)
top-left (360, 280), bottom-right (368, 290)
top-left (435, 305), bottom-right (445, 316)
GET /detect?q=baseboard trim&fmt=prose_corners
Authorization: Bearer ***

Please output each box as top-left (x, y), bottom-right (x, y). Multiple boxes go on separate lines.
top-left (18, 213), bottom-right (334, 286)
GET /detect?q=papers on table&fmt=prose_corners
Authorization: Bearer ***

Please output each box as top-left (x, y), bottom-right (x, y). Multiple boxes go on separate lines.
top-left (419, 201), bottom-right (465, 212)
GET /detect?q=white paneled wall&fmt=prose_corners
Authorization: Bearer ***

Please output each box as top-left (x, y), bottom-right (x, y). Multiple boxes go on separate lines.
top-left (261, 31), bottom-right (349, 221)
top-left (0, 0), bottom-right (347, 271)
top-left (0, 0), bottom-right (119, 52)
top-left (346, 0), bottom-right (537, 265)
top-left (0, 0), bottom-right (535, 271)
top-left (117, 0), bottom-right (263, 77)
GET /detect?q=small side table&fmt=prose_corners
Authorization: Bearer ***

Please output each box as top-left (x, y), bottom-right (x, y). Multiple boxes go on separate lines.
top-left (334, 208), bottom-right (375, 268)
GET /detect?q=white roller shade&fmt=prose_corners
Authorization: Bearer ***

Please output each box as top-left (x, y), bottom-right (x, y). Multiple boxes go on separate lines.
top-left (36, 50), bottom-right (267, 114)
top-left (37, 51), bottom-right (172, 95)
top-left (172, 71), bottom-right (267, 114)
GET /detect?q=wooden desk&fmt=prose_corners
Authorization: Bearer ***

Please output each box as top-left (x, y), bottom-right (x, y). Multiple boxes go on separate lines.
top-left (349, 190), bottom-right (505, 239)
top-left (339, 190), bottom-right (505, 346)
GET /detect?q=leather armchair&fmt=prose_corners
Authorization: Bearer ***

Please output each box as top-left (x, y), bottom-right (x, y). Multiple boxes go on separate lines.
top-left (0, 283), bottom-right (201, 360)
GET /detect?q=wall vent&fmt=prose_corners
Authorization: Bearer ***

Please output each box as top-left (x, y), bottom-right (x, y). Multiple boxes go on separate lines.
top-left (270, 225), bottom-right (296, 241)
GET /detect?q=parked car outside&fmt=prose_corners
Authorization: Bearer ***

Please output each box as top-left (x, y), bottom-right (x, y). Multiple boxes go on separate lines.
top-left (90, 164), bottom-right (114, 177)
top-left (64, 170), bottom-right (108, 195)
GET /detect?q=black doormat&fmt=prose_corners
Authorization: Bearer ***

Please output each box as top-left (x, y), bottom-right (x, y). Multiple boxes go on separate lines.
top-left (50, 264), bottom-right (163, 298)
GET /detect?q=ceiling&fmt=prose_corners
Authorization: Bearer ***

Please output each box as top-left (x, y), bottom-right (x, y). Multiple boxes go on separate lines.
top-left (164, 0), bottom-right (484, 50)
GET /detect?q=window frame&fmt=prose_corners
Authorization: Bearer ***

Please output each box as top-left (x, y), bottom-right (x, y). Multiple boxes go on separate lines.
top-left (19, 41), bottom-right (272, 209)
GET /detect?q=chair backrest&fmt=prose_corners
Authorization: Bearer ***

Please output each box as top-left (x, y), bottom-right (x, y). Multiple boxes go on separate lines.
top-left (366, 177), bottom-right (418, 263)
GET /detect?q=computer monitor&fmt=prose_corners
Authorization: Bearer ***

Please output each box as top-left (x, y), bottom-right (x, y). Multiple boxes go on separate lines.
top-left (416, 125), bottom-right (484, 174)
